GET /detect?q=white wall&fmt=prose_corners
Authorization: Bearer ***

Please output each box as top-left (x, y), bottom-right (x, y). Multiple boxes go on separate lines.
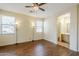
top-left (77, 5), bottom-right (79, 51)
top-left (44, 16), bottom-right (57, 44)
top-left (44, 5), bottom-right (78, 51)
top-left (0, 9), bottom-right (35, 46)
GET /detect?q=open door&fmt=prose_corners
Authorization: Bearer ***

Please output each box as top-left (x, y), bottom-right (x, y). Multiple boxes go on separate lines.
top-left (57, 13), bottom-right (70, 48)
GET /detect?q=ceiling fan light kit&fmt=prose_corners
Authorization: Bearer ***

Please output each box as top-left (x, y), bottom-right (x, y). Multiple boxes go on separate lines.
top-left (25, 3), bottom-right (46, 12)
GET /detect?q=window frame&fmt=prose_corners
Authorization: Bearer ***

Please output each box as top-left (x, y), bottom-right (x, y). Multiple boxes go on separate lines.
top-left (0, 15), bottom-right (16, 35)
top-left (35, 19), bottom-right (44, 33)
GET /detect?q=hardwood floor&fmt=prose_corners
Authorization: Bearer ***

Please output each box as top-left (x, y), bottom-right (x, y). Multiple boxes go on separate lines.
top-left (0, 39), bottom-right (78, 56)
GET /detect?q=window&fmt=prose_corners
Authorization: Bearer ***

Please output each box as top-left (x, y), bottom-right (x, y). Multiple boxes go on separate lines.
top-left (35, 20), bottom-right (43, 32)
top-left (0, 16), bottom-right (16, 34)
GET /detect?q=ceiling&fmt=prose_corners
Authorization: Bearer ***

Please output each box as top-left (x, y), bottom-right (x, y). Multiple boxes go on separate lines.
top-left (0, 3), bottom-right (77, 18)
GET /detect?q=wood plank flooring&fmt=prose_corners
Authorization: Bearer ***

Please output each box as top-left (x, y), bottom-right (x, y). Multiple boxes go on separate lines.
top-left (0, 39), bottom-right (78, 56)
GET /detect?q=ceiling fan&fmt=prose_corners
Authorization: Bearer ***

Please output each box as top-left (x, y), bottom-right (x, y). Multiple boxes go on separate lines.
top-left (25, 3), bottom-right (46, 12)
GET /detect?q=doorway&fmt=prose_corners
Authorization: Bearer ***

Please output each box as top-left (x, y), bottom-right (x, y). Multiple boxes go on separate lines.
top-left (57, 13), bottom-right (70, 48)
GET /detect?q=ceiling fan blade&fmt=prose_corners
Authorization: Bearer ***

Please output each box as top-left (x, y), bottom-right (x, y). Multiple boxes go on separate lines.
top-left (30, 10), bottom-right (34, 13)
top-left (39, 8), bottom-right (45, 11)
top-left (39, 3), bottom-right (46, 6)
top-left (36, 3), bottom-right (39, 5)
top-left (25, 6), bottom-right (32, 7)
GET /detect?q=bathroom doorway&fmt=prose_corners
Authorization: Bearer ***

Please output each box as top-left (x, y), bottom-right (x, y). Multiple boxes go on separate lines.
top-left (57, 13), bottom-right (70, 48)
